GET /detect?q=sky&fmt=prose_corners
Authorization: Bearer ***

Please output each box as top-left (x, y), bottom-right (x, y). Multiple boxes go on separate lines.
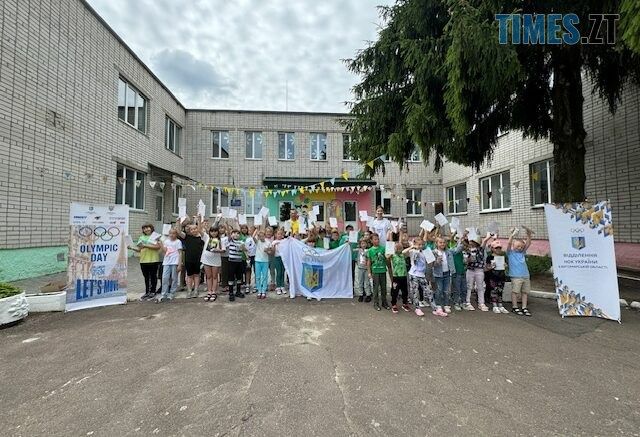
top-left (87, 0), bottom-right (393, 113)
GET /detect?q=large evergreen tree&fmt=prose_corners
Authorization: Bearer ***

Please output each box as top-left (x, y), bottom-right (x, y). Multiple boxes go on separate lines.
top-left (346, 0), bottom-right (640, 202)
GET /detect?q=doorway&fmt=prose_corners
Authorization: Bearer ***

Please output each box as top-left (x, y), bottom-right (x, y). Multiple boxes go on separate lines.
top-left (343, 201), bottom-right (357, 229)
top-left (155, 194), bottom-right (164, 230)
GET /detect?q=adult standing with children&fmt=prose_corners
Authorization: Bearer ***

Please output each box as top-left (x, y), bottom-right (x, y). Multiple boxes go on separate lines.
top-left (369, 206), bottom-right (392, 247)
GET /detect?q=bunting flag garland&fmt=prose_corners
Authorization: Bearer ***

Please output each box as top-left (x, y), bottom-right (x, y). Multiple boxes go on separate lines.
top-left (135, 180), bottom-right (142, 188)
top-left (320, 181), bottom-right (326, 191)
top-left (513, 181), bottom-right (521, 189)
top-left (531, 171), bottom-right (540, 182)
top-left (341, 170), bottom-right (349, 180)
top-left (330, 177), bottom-right (336, 186)
top-left (117, 176), bottom-right (125, 184)
top-left (159, 182), bottom-right (165, 190)
top-left (149, 181), bottom-right (157, 189)
top-left (487, 191), bottom-right (493, 198)
top-left (63, 171), bottom-right (73, 180)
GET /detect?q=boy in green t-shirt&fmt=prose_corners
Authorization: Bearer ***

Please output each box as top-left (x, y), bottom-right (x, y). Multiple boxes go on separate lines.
top-left (367, 233), bottom-right (390, 311)
top-left (449, 232), bottom-right (467, 311)
top-left (387, 242), bottom-right (409, 314)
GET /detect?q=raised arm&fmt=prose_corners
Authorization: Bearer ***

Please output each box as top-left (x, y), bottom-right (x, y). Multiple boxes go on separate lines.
top-left (507, 227), bottom-right (516, 251)
top-left (523, 226), bottom-right (533, 250)
top-left (480, 232), bottom-right (492, 248)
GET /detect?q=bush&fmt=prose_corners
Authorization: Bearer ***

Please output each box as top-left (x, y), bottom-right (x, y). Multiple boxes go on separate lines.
top-left (0, 282), bottom-right (22, 299)
top-left (526, 255), bottom-right (552, 275)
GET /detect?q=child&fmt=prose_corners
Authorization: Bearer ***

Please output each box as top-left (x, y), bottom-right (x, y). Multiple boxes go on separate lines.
top-left (485, 240), bottom-right (509, 313)
top-left (507, 226), bottom-right (533, 316)
top-left (449, 230), bottom-right (467, 311)
top-left (367, 233), bottom-right (390, 311)
top-left (226, 228), bottom-right (247, 302)
top-left (128, 223), bottom-right (161, 300)
top-left (417, 227), bottom-right (438, 307)
top-left (178, 221), bottom-right (205, 298)
top-left (157, 228), bottom-right (183, 302)
top-left (388, 242), bottom-right (410, 314)
top-left (239, 224), bottom-right (254, 293)
top-left (403, 236), bottom-right (433, 317)
top-left (253, 228), bottom-right (270, 299)
top-left (272, 229), bottom-right (286, 294)
top-left (328, 229), bottom-right (342, 249)
top-left (265, 226), bottom-right (276, 291)
top-left (463, 232), bottom-right (492, 311)
top-left (431, 236), bottom-right (463, 316)
top-left (354, 238), bottom-right (372, 302)
top-left (200, 224), bottom-right (224, 302)
top-left (219, 223), bottom-right (230, 294)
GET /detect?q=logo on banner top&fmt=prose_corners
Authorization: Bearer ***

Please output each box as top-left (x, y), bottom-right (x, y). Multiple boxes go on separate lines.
top-left (571, 236), bottom-right (586, 250)
top-left (302, 263), bottom-right (323, 293)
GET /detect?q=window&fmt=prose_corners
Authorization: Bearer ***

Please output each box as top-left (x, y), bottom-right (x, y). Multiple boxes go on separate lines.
top-left (279, 201), bottom-right (293, 222)
top-left (311, 201), bottom-right (325, 222)
top-left (244, 190), bottom-right (263, 216)
top-left (480, 171), bottom-right (511, 211)
top-left (117, 78), bottom-right (147, 133)
top-left (211, 188), bottom-right (229, 214)
top-left (408, 147), bottom-right (421, 162)
top-left (245, 132), bottom-right (263, 159)
top-left (406, 189), bottom-right (422, 215)
top-left (375, 189), bottom-right (392, 215)
top-left (165, 117), bottom-right (182, 155)
top-left (278, 132), bottom-right (295, 160)
top-left (212, 131), bottom-right (230, 159)
top-left (530, 159), bottom-right (554, 206)
top-left (310, 133), bottom-right (327, 161)
top-left (172, 185), bottom-right (182, 215)
top-left (446, 183), bottom-right (468, 214)
top-left (115, 164), bottom-right (145, 210)
top-left (342, 134), bottom-right (356, 160)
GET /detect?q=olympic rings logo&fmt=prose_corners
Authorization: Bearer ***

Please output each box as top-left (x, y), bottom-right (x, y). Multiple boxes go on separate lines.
top-left (78, 226), bottom-right (121, 241)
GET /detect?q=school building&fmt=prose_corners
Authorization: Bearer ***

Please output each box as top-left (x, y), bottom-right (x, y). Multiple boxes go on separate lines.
top-left (0, 0), bottom-right (638, 281)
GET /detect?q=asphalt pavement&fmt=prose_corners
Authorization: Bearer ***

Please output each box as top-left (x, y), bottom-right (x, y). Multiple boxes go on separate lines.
top-left (1, 292), bottom-right (639, 437)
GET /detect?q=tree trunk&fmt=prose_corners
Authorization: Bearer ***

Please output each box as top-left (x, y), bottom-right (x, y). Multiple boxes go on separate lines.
top-left (550, 46), bottom-right (587, 203)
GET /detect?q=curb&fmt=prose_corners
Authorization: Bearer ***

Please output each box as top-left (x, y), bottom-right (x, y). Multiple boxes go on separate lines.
top-left (530, 290), bottom-right (630, 308)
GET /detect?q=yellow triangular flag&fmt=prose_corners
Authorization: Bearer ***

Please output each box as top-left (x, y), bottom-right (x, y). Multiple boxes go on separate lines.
top-left (300, 187), bottom-right (305, 194)
top-left (366, 160), bottom-right (375, 169)
top-left (342, 171), bottom-right (349, 180)
top-left (320, 181), bottom-right (325, 191)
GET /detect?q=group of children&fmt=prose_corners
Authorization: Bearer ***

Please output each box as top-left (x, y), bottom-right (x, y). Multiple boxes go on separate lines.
top-left (129, 205), bottom-right (534, 317)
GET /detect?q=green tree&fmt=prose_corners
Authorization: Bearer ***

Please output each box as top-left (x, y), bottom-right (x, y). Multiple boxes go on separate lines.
top-left (346, 0), bottom-right (640, 202)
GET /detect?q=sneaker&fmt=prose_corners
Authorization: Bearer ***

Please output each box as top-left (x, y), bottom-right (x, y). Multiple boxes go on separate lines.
top-left (186, 289), bottom-right (193, 299)
top-left (492, 306), bottom-right (501, 314)
top-left (432, 307), bottom-right (448, 317)
top-left (453, 304), bottom-right (462, 311)
top-left (235, 291), bottom-right (245, 298)
top-left (276, 288), bottom-right (282, 295)
top-left (418, 301), bottom-right (427, 308)
top-left (463, 303), bottom-right (475, 311)
top-left (443, 306), bottom-right (452, 314)
top-left (365, 295), bottom-right (372, 303)
top-left (499, 306), bottom-right (509, 314)
top-left (382, 303), bottom-right (391, 310)
top-left (307, 296), bottom-right (312, 301)
top-left (140, 293), bottom-right (153, 300)
top-left (479, 304), bottom-right (489, 312)
top-left (415, 308), bottom-right (425, 317)
top-left (358, 295), bottom-right (364, 302)
top-left (392, 305), bottom-right (399, 314)
top-left (402, 304), bottom-right (411, 312)
top-left (229, 293), bottom-right (235, 302)
top-left (375, 305), bottom-right (381, 311)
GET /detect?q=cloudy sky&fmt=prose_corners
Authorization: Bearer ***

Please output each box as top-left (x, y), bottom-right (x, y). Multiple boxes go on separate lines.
top-left (87, 0), bottom-right (393, 112)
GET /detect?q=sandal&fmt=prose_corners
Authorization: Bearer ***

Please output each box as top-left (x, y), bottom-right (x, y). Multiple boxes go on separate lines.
top-left (522, 308), bottom-right (531, 317)
top-left (204, 293), bottom-right (218, 302)
top-left (512, 306), bottom-right (523, 315)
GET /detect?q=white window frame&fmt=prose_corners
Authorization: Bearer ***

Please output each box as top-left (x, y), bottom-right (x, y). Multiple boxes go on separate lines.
top-left (212, 131), bottom-right (230, 159)
top-left (530, 159), bottom-right (553, 206)
top-left (245, 131), bottom-right (263, 160)
top-left (375, 189), bottom-right (392, 216)
top-left (165, 116), bottom-right (182, 155)
top-left (210, 188), bottom-right (230, 215)
top-left (446, 183), bottom-right (468, 214)
top-left (342, 134), bottom-right (356, 161)
top-left (115, 164), bottom-right (145, 210)
top-left (244, 190), bottom-right (263, 216)
top-left (406, 189), bottom-right (422, 216)
top-left (278, 132), bottom-right (296, 160)
top-left (309, 132), bottom-right (327, 161)
top-left (480, 171), bottom-right (511, 212)
top-left (172, 185), bottom-right (182, 215)
top-left (117, 78), bottom-right (147, 133)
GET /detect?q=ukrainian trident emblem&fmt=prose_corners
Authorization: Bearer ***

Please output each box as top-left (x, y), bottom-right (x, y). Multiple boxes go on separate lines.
top-left (302, 263), bottom-right (323, 293)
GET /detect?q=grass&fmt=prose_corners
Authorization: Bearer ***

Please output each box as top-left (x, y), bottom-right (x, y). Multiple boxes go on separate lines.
top-left (0, 282), bottom-right (23, 299)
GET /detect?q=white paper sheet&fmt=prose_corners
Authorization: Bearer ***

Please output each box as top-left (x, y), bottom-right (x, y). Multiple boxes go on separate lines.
top-left (366, 217), bottom-right (375, 229)
top-left (162, 224), bottom-right (172, 235)
top-left (359, 210), bottom-right (368, 218)
top-left (494, 255), bottom-right (505, 270)
top-left (323, 237), bottom-right (330, 249)
top-left (313, 205), bottom-right (320, 215)
top-left (385, 241), bottom-right (396, 256)
top-left (487, 221), bottom-right (500, 235)
top-left (434, 213), bottom-right (448, 226)
top-left (420, 220), bottom-right (435, 232)
top-left (391, 221), bottom-right (398, 233)
top-left (349, 231), bottom-right (358, 243)
top-left (229, 208), bottom-right (238, 219)
top-left (268, 216), bottom-right (278, 226)
top-left (259, 207), bottom-right (269, 217)
top-left (422, 248), bottom-right (436, 264)
top-left (178, 205), bottom-right (187, 219)
top-left (467, 227), bottom-right (479, 242)
top-left (238, 214), bottom-right (247, 225)
top-left (197, 203), bottom-right (206, 217)
top-left (299, 221), bottom-right (307, 235)
top-left (329, 217), bottom-right (338, 228)
top-left (450, 217), bottom-right (460, 232)
top-left (284, 221), bottom-right (292, 233)
top-left (220, 236), bottom-right (228, 250)
top-left (149, 232), bottom-right (161, 242)
top-left (221, 207), bottom-right (230, 218)
top-left (178, 197), bottom-right (187, 207)
top-left (253, 214), bottom-right (263, 226)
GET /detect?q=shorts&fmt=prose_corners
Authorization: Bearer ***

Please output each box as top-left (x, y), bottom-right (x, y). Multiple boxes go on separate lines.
top-left (185, 262), bottom-right (201, 276)
top-left (228, 261), bottom-right (245, 283)
top-left (511, 277), bottom-right (531, 295)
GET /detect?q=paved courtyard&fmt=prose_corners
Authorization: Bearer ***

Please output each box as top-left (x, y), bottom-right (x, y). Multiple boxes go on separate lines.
top-left (1, 284), bottom-right (639, 436)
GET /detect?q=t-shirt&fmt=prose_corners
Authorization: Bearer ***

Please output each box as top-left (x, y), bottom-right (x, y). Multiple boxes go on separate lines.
top-left (464, 247), bottom-right (485, 270)
top-left (340, 232), bottom-right (360, 261)
top-left (290, 219), bottom-right (300, 235)
top-left (329, 238), bottom-right (341, 250)
top-left (162, 239), bottom-right (183, 266)
top-left (507, 250), bottom-right (529, 278)
top-left (452, 251), bottom-right (465, 273)
top-left (255, 240), bottom-right (270, 263)
top-left (435, 249), bottom-right (449, 272)
top-left (367, 245), bottom-right (387, 274)
top-left (390, 254), bottom-right (407, 277)
top-left (227, 238), bottom-right (244, 262)
top-left (181, 234), bottom-right (204, 264)
top-left (243, 236), bottom-right (257, 257)
top-left (409, 250), bottom-right (427, 277)
top-left (200, 234), bottom-right (222, 267)
top-left (137, 235), bottom-right (160, 264)
top-left (370, 218), bottom-right (392, 246)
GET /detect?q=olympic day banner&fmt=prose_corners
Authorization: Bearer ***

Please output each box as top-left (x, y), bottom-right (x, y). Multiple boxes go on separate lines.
top-left (279, 237), bottom-right (353, 300)
top-left (544, 201), bottom-right (620, 321)
top-left (67, 203), bottom-right (129, 311)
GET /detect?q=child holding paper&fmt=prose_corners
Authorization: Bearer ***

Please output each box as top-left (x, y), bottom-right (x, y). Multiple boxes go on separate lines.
top-left (367, 233), bottom-right (390, 311)
top-left (157, 228), bottom-right (183, 302)
top-left (128, 223), bottom-right (162, 300)
top-left (387, 242), bottom-right (410, 314)
top-left (431, 237), bottom-right (464, 317)
top-left (271, 229), bottom-right (286, 295)
top-left (177, 221), bottom-right (205, 299)
top-left (449, 230), bottom-right (467, 311)
top-left (265, 226), bottom-right (276, 291)
top-left (463, 232), bottom-right (492, 311)
top-left (253, 228), bottom-right (270, 299)
top-left (239, 224), bottom-right (255, 293)
top-left (403, 236), bottom-right (433, 317)
top-left (226, 228), bottom-right (247, 302)
top-left (508, 226), bottom-right (533, 316)
top-left (354, 238), bottom-right (372, 302)
top-left (200, 224), bottom-right (224, 302)
top-left (485, 240), bottom-right (509, 313)
top-left (329, 229), bottom-right (342, 249)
